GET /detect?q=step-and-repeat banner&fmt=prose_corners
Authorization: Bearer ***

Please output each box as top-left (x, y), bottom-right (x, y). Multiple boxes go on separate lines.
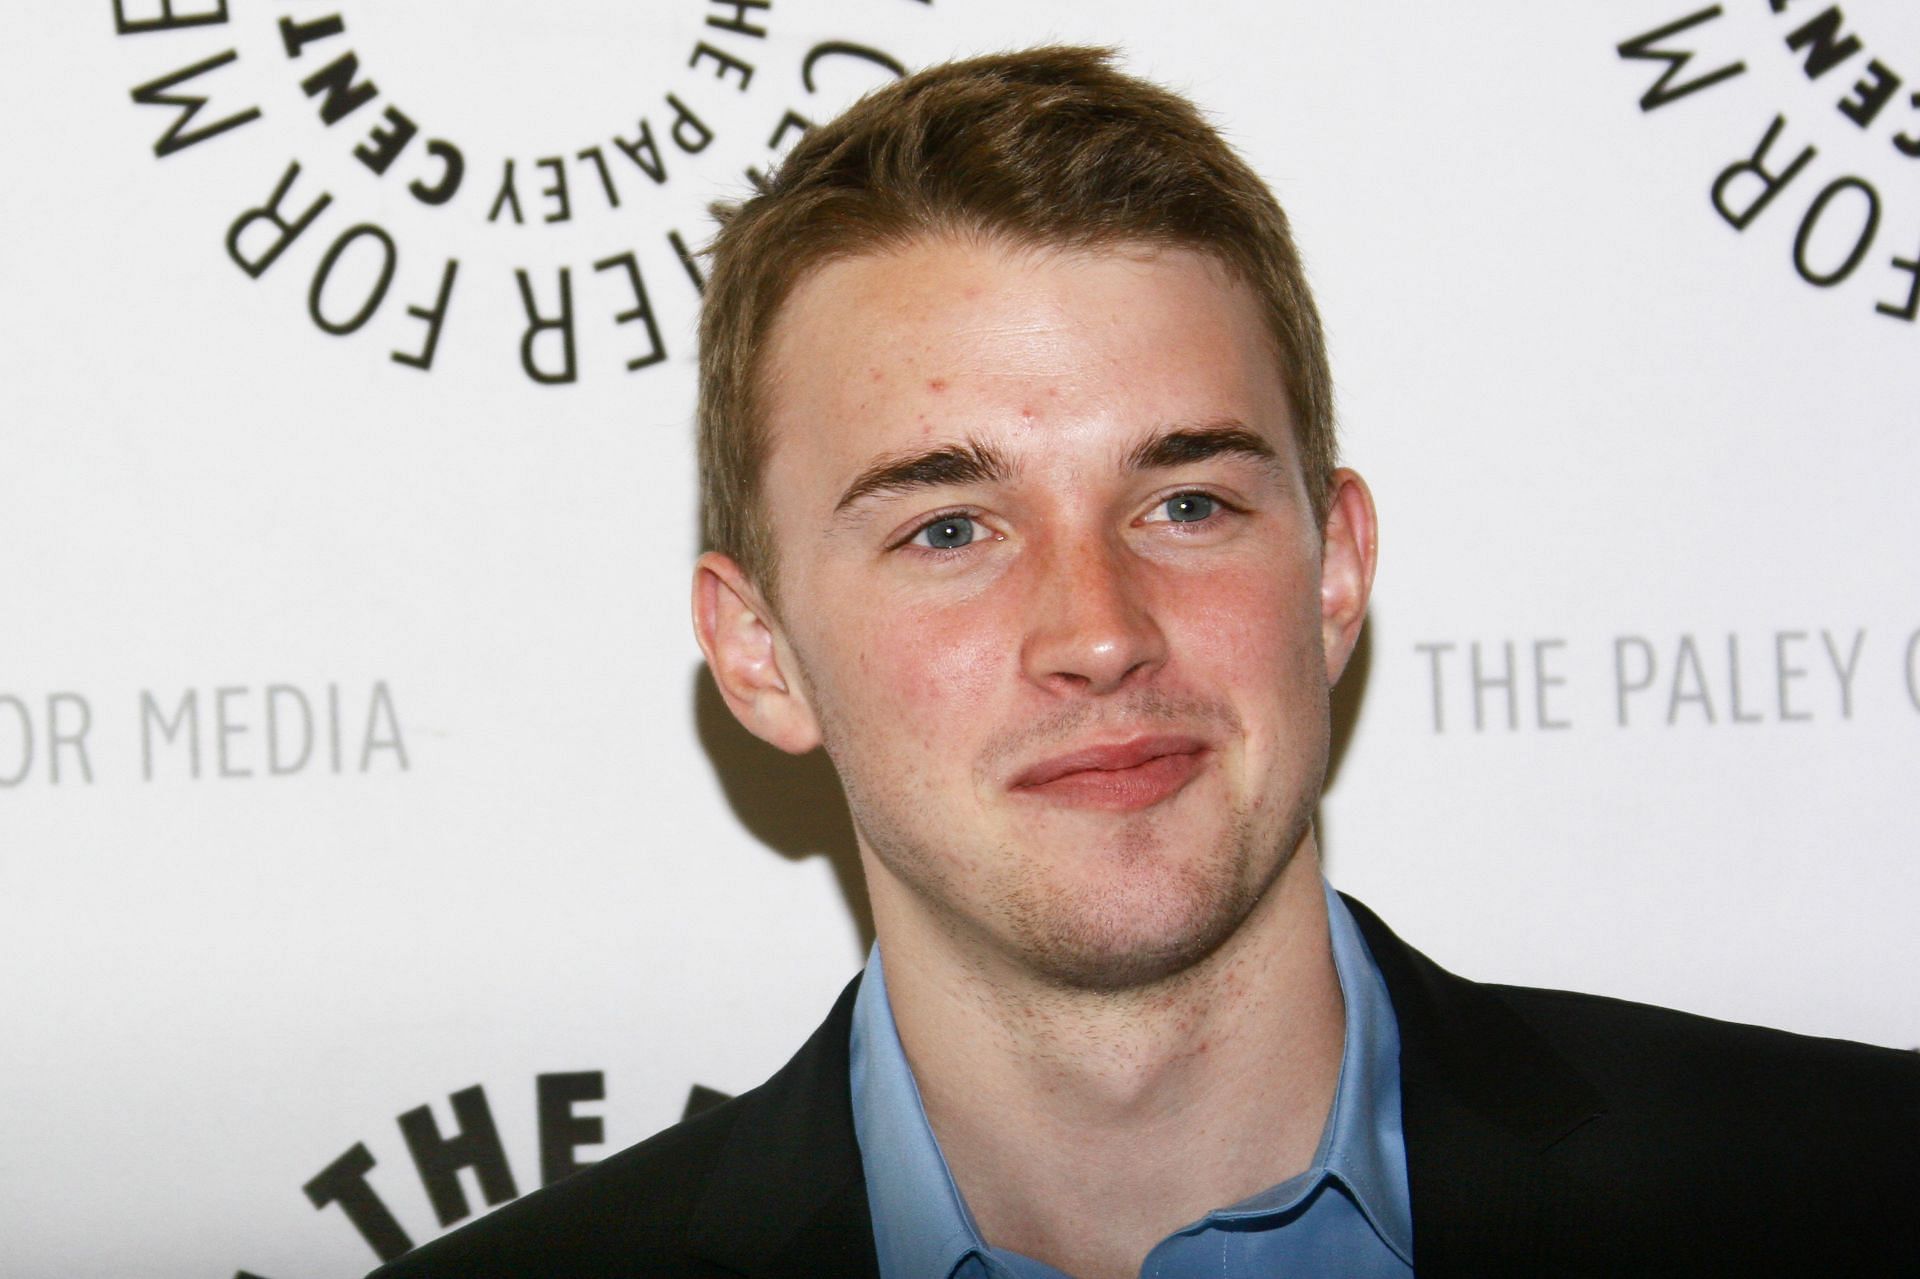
top-left (5, 3), bottom-right (1916, 1275)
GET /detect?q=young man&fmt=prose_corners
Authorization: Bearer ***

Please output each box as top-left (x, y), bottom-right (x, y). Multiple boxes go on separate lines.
top-left (374, 47), bottom-right (1918, 1279)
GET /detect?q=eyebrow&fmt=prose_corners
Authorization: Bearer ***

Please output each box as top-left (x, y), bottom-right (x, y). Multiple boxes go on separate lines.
top-left (833, 438), bottom-right (1013, 513)
top-left (1123, 422), bottom-right (1278, 472)
top-left (830, 421), bottom-right (1279, 516)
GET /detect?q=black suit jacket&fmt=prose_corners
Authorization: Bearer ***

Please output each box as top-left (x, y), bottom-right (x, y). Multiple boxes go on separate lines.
top-left (370, 898), bottom-right (1920, 1277)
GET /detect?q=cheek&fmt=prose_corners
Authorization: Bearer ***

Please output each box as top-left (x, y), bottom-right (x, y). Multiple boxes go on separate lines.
top-left (822, 601), bottom-right (1009, 756)
top-left (1166, 561), bottom-right (1328, 780)
top-left (873, 615), bottom-right (1004, 716)
top-left (1175, 561), bottom-right (1322, 681)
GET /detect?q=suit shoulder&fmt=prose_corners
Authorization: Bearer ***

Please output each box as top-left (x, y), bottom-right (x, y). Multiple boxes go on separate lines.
top-left (1490, 981), bottom-right (1920, 1154)
top-left (366, 974), bottom-right (871, 1279)
top-left (1493, 981), bottom-right (1920, 1084)
top-left (365, 1097), bottom-right (747, 1279)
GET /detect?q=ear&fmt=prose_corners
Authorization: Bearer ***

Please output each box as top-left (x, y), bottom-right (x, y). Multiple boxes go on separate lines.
top-left (1318, 468), bottom-right (1378, 686)
top-left (691, 552), bottom-right (823, 755)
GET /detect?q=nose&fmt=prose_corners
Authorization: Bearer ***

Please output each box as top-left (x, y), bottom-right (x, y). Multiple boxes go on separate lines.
top-left (1020, 534), bottom-right (1169, 696)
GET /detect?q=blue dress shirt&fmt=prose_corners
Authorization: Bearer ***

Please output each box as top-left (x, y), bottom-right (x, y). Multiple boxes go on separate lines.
top-left (849, 881), bottom-right (1413, 1278)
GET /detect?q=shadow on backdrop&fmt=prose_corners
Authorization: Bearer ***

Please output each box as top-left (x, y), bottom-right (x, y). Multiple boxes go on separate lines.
top-left (1317, 614), bottom-right (1375, 878)
top-left (690, 616), bottom-right (1373, 947)
top-left (692, 666), bottom-right (875, 949)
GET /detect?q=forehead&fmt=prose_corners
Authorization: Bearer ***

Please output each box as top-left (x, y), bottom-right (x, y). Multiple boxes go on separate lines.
top-left (759, 236), bottom-right (1293, 504)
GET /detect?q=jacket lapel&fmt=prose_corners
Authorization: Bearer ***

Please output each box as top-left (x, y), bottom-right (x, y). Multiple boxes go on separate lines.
top-left (1343, 895), bottom-right (1606, 1277)
top-left (684, 975), bottom-right (882, 1279)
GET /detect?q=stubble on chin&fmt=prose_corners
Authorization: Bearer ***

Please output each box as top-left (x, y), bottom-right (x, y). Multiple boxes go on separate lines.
top-left (837, 685), bottom-right (1325, 996)
top-left (969, 689), bottom-right (1276, 993)
top-left (992, 803), bottom-right (1268, 993)
top-left (995, 756), bottom-right (1335, 996)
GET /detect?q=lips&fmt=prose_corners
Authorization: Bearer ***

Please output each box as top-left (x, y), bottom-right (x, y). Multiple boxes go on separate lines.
top-left (1009, 734), bottom-right (1211, 811)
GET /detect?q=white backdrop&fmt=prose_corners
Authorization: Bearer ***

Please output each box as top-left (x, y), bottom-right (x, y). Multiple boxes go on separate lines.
top-left (4, 3), bottom-right (1916, 1275)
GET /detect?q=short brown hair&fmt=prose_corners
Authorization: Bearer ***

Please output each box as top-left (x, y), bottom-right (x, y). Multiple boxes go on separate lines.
top-left (698, 45), bottom-right (1335, 592)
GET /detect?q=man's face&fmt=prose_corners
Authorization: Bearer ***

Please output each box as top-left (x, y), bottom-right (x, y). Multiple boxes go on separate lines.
top-left (703, 236), bottom-right (1372, 992)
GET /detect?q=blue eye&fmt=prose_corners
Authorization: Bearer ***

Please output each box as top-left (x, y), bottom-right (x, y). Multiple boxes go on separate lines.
top-left (1163, 493), bottom-right (1216, 523)
top-left (915, 515), bottom-right (977, 549)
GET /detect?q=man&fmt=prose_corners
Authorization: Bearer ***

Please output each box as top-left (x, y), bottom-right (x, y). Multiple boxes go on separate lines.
top-left (373, 47), bottom-right (1918, 1278)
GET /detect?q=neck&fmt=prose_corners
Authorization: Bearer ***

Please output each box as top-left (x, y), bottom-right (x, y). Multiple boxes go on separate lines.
top-left (867, 838), bottom-right (1344, 1279)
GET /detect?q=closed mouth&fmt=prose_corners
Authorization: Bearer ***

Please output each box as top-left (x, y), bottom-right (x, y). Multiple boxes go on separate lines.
top-left (1009, 734), bottom-right (1211, 811)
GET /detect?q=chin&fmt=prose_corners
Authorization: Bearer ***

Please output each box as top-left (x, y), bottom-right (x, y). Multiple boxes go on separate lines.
top-left (997, 816), bottom-right (1277, 993)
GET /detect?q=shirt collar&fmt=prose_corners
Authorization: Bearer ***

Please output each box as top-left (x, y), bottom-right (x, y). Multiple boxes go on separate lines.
top-left (848, 880), bottom-right (1412, 1276)
top-left (1198, 881), bottom-right (1414, 1264)
top-left (849, 942), bottom-right (990, 1279)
